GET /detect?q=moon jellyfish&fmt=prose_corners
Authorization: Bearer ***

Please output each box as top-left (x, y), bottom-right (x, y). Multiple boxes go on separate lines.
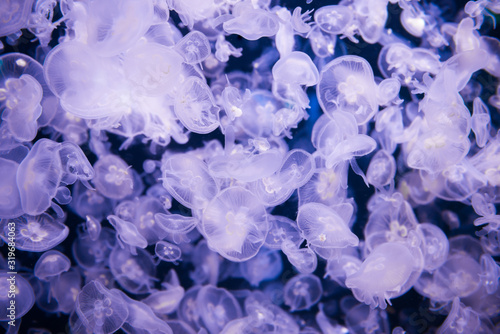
top-left (76, 280), bottom-right (129, 334)
top-left (155, 240), bottom-right (182, 263)
top-left (93, 155), bottom-right (134, 200)
top-left (0, 74), bottom-right (43, 142)
top-left (317, 55), bottom-right (379, 124)
top-left (346, 242), bottom-right (416, 309)
top-left (437, 297), bottom-right (480, 334)
top-left (34, 250), bottom-right (71, 281)
top-left (314, 5), bottom-right (353, 35)
top-left (195, 285), bottom-right (242, 334)
top-left (174, 76), bottom-right (220, 134)
top-left (0, 214), bottom-right (69, 252)
top-left (109, 246), bottom-right (157, 294)
top-left (0, 271), bottom-right (35, 321)
top-left (201, 186), bottom-right (269, 262)
top-left (297, 202), bottom-right (359, 249)
top-left (161, 153), bottom-right (218, 210)
top-left (0, 157), bottom-right (23, 219)
top-left (0, 0), bottom-right (34, 36)
top-left (223, 2), bottom-right (279, 41)
top-left (283, 274), bottom-right (322, 311)
top-left (175, 30), bottom-right (211, 65)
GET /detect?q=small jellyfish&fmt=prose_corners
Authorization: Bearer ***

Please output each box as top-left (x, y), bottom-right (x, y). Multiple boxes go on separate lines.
top-left (161, 153), bottom-right (219, 210)
top-left (264, 215), bottom-right (303, 250)
top-left (436, 297), bottom-right (480, 334)
top-left (72, 227), bottom-right (115, 269)
top-left (0, 271), bottom-right (35, 321)
top-left (223, 2), bottom-right (279, 41)
top-left (272, 52), bottom-right (319, 86)
top-left (92, 155), bottom-right (134, 200)
top-left (314, 5), bottom-right (353, 35)
top-left (50, 269), bottom-right (82, 314)
top-left (195, 285), bottom-right (242, 334)
top-left (317, 55), bottom-right (378, 124)
top-left (0, 214), bottom-right (69, 252)
top-left (297, 202), bottom-right (358, 249)
top-left (142, 269), bottom-right (185, 315)
top-left (174, 76), bottom-right (220, 134)
top-left (0, 0), bottom-right (34, 36)
top-left (117, 290), bottom-right (174, 334)
top-left (416, 223), bottom-right (449, 272)
top-left (108, 215), bottom-right (148, 250)
top-left (34, 250), bottom-right (71, 281)
top-left (76, 280), bottom-right (129, 334)
top-left (202, 186), bottom-right (269, 262)
top-left (85, 0), bottom-right (154, 56)
top-left (366, 150), bottom-right (396, 189)
top-left (239, 248), bottom-right (283, 286)
top-left (109, 246), bottom-right (157, 294)
top-left (281, 239), bottom-right (318, 274)
top-left (155, 240), bottom-right (182, 263)
top-left (123, 42), bottom-right (184, 96)
top-left (0, 74), bottom-right (43, 142)
top-left (283, 274), bottom-right (323, 311)
top-left (175, 30), bottom-right (211, 65)
top-left (479, 253), bottom-right (500, 294)
top-left (344, 303), bottom-right (390, 334)
top-left (346, 242), bottom-right (416, 309)
top-left (0, 157), bottom-right (23, 219)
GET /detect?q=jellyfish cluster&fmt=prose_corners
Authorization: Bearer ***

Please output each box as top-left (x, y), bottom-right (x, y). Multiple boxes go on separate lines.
top-left (0, 0), bottom-right (500, 333)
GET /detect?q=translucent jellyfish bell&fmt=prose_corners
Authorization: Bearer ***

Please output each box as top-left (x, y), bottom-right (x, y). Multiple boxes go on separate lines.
top-left (175, 30), bottom-right (211, 65)
top-left (85, 0), bottom-right (154, 56)
top-left (0, 0), bottom-right (34, 36)
top-left (109, 246), bottom-right (157, 294)
top-left (0, 214), bottom-right (69, 252)
top-left (161, 153), bottom-right (219, 210)
top-left (0, 157), bottom-right (23, 219)
top-left (155, 240), bottom-right (182, 263)
top-left (195, 285), bottom-right (242, 334)
top-left (223, 2), bottom-right (280, 41)
top-left (0, 74), bottom-right (43, 142)
top-left (366, 149), bottom-right (396, 189)
top-left (34, 250), bottom-right (71, 281)
top-left (346, 242), bottom-right (416, 309)
top-left (283, 274), bottom-right (323, 311)
top-left (436, 297), bottom-right (480, 334)
top-left (76, 280), bottom-right (129, 334)
top-left (0, 271), bottom-right (35, 321)
top-left (314, 5), bottom-right (353, 35)
top-left (317, 55), bottom-right (378, 124)
top-left (201, 186), bottom-right (269, 262)
top-left (123, 42), bottom-right (184, 96)
top-left (297, 202), bottom-right (359, 249)
top-left (174, 76), bottom-right (220, 134)
top-left (416, 223), bottom-right (449, 272)
top-left (92, 155), bottom-right (134, 200)
top-left (272, 52), bottom-right (319, 86)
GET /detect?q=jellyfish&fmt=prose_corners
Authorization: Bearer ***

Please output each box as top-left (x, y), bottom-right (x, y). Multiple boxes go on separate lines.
top-left (283, 274), bottom-right (323, 311)
top-left (108, 215), bottom-right (148, 251)
top-left (317, 55), bottom-right (379, 124)
top-left (109, 246), bottom-right (157, 294)
top-left (297, 202), bottom-right (359, 249)
top-left (345, 242), bottom-right (416, 309)
top-left (123, 41), bottom-right (184, 97)
top-left (92, 155), bottom-right (134, 200)
top-left (195, 285), bottom-right (242, 334)
top-left (436, 297), bottom-right (480, 334)
top-left (0, 271), bottom-right (35, 321)
top-left (0, 214), bottom-right (68, 252)
top-left (175, 30), bottom-right (211, 65)
top-left (272, 52), bottom-right (319, 87)
top-left (314, 5), bottom-right (354, 35)
top-left (264, 215), bottom-right (303, 250)
top-left (155, 240), bottom-right (182, 263)
top-left (0, 157), bottom-right (23, 219)
top-left (34, 250), bottom-right (71, 281)
top-left (49, 269), bottom-right (82, 314)
top-left (72, 227), bottom-right (115, 270)
top-left (142, 270), bottom-right (185, 315)
top-left (174, 76), bottom-right (220, 134)
top-left (201, 186), bottom-right (269, 262)
top-left (239, 248), bottom-right (283, 287)
top-left (0, 0), bottom-right (35, 36)
top-left (281, 239), bottom-right (318, 274)
top-left (366, 150), bottom-right (396, 189)
top-left (76, 280), bottom-right (129, 334)
top-left (223, 2), bottom-right (279, 41)
top-left (0, 74), bottom-right (43, 142)
top-left (161, 153), bottom-right (219, 210)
